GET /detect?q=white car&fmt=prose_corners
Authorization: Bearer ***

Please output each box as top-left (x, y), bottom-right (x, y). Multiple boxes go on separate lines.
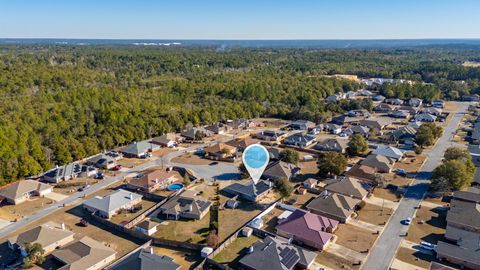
top-left (404, 218), bottom-right (412, 225)
top-left (420, 241), bottom-right (437, 251)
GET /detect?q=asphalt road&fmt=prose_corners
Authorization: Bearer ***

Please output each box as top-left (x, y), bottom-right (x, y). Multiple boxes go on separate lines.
top-left (362, 102), bottom-right (470, 270)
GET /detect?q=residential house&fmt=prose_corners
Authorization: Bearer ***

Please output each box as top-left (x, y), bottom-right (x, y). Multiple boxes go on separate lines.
top-left (262, 161), bottom-right (300, 182)
top-left (360, 118), bottom-right (391, 133)
top-left (397, 105), bottom-right (420, 115)
top-left (388, 109), bottom-right (410, 119)
top-left (315, 138), bottom-right (348, 153)
top-left (43, 162), bottom-right (82, 183)
top-left (204, 143), bottom-right (237, 160)
top-left (80, 165), bottom-right (98, 178)
top-left (257, 130), bottom-right (286, 142)
top-left (107, 247), bottom-right (180, 270)
top-left (415, 112), bottom-right (437, 122)
top-left (52, 236), bottom-right (116, 270)
top-left (331, 115), bottom-right (362, 125)
top-left (276, 209), bottom-right (339, 250)
top-left (325, 94), bottom-right (343, 103)
top-left (225, 137), bottom-right (260, 152)
top-left (306, 191), bottom-right (360, 223)
top-left (127, 169), bottom-right (177, 193)
top-left (105, 151), bottom-right (123, 160)
top-left (385, 98), bottom-right (404, 105)
top-left (239, 236), bottom-right (317, 270)
top-left (372, 145), bottom-right (404, 160)
top-left (374, 103), bottom-right (395, 112)
top-left (83, 189), bottom-right (143, 219)
top-left (181, 128), bottom-right (214, 141)
top-left (453, 189), bottom-right (480, 204)
top-left (347, 109), bottom-right (370, 117)
top-left (372, 95), bottom-right (386, 102)
top-left (87, 154), bottom-right (117, 170)
top-left (462, 94), bottom-right (480, 102)
top-left (422, 107), bottom-right (442, 116)
top-left (389, 126), bottom-right (417, 144)
top-left (345, 164), bottom-right (377, 183)
top-left (303, 178), bottom-right (318, 189)
top-left (151, 133), bottom-right (182, 148)
top-left (120, 140), bottom-right (160, 158)
top-left (290, 120), bottom-right (316, 130)
top-left (8, 222), bottom-right (75, 256)
top-left (307, 125), bottom-right (323, 135)
top-left (205, 122), bottom-right (233, 135)
top-left (134, 220), bottom-right (159, 236)
top-left (432, 100), bottom-right (445, 108)
top-left (357, 89), bottom-right (373, 96)
top-left (283, 133), bottom-right (316, 147)
top-left (267, 147), bottom-right (281, 160)
top-left (225, 118), bottom-right (255, 130)
top-left (361, 154), bottom-right (395, 173)
top-left (445, 199), bottom-right (480, 233)
top-left (222, 180), bottom-right (272, 202)
top-left (340, 125), bottom-right (370, 137)
top-left (159, 190), bottom-right (212, 220)
top-left (323, 123), bottom-right (342, 134)
top-left (323, 176), bottom-right (370, 200)
top-left (0, 180), bottom-right (52, 205)
top-left (408, 98), bottom-right (423, 107)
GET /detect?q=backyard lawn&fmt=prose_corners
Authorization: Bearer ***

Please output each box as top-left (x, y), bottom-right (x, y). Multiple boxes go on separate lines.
top-left (335, 224), bottom-right (378, 253)
top-left (356, 203), bottom-right (393, 225)
top-left (405, 206), bottom-right (447, 245)
top-left (218, 202), bottom-right (261, 241)
top-left (213, 235), bottom-right (261, 269)
top-left (153, 212), bottom-right (211, 244)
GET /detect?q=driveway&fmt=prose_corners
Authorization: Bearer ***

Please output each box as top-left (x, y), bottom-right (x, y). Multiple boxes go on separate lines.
top-left (44, 192), bottom-right (68, 202)
top-left (362, 102), bottom-right (470, 270)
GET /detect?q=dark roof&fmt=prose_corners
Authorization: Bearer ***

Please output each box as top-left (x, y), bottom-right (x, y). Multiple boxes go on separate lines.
top-left (239, 236), bottom-right (317, 270)
top-left (222, 180), bottom-right (272, 201)
top-left (108, 248), bottom-right (180, 270)
top-left (446, 199), bottom-right (480, 230)
top-left (263, 161), bottom-right (299, 180)
top-left (453, 189), bottom-right (480, 203)
top-left (323, 176), bottom-right (370, 199)
top-left (306, 191), bottom-right (359, 221)
top-left (437, 226), bottom-right (480, 268)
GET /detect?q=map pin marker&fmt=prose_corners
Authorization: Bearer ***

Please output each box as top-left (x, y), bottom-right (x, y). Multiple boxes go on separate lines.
top-left (242, 144), bottom-right (270, 184)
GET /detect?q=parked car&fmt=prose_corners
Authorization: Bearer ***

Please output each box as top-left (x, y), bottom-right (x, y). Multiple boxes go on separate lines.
top-left (420, 241), bottom-right (437, 251)
top-left (395, 169), bottom-right (407, 177)
top-left (78, 219), bottom-right (89, 227)
top-left (79, 185), bottom-right (90, 192)
top-left (209, 161), bottom-right (219, 166)
top-left (403, 217), bottom-right (412, 225)
top-left (111, 164), bottom-right (123, 171)
top-left (94, 172), bottom-right (104, 179)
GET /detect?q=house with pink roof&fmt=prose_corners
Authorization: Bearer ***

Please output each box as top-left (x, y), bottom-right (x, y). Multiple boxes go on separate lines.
top-left (275, 209), bottom-right (339, 250)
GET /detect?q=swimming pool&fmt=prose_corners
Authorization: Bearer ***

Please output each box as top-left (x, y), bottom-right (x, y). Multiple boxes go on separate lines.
top-left (167, 183), bottom-right (184, 191)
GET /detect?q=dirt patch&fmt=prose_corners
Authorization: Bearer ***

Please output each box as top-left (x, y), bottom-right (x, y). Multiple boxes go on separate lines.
top-left (335, 224), bottom-right (378, 253)
top-left (315, 251), bottom-right (360, 270)
top-left (172, 153), bottom-right (212, 165)
top-left (0, 197), bottom-right (55, 221)
top-left (151, 147), bottom-right (176, 157)
top-left (218, 203), bottom-right (261, 242)
top-left (53, 178), bottom-right (99, 195)
top-left (117, 157), bottom-right (152, 169)
top-left (372, 188), bottom-right (400, 202)
top-left (394, 154), bottom-right (427, 174)
top-left (406, 206), bottom-right (447, 245)
top-left (395, 247), bottom-right (434, 269)
top-left (384, 174), bottom-right (413, 187)
top-left (154, 246), bottom-right (203, 269)
top-left (356, 203), bottom-right (393, 225)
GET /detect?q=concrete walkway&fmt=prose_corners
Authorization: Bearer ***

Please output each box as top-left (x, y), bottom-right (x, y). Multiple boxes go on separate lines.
top-left (325, 242), bottom-right (367, 263)
top-left (348, 218), bottom-right (383, 233)
top-left (364, 195), bottom-right (399, 210)
top-left (391, 258), bottom-right (427, 270)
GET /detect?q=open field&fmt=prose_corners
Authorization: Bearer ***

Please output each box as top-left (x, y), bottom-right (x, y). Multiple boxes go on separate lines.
top-left (153, 212), bottom-right (211, 244)
top-left (117, 157), bottom-right (154, 168)
top-left (356, 203), bottom-right (393, 225)
top-left (213, 235), bottom-right (261, 269)
top-left (53, 178), bottom-right (99, 195)
top-left (151, 147), bottom-right (177, 157)
top-left (172, 153), bottom-right (212, 165)
top-left (250, 118), bottom-right (289, 129)
top-left (335, 224), bottom-right (378, 253)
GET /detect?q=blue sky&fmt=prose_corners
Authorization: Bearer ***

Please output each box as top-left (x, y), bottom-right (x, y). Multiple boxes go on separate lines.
top-left (1, 0), bottom-right (479, 39)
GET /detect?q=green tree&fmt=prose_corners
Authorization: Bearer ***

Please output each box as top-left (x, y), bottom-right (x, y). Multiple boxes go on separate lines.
top-left (347, 134), bottom-right (368, 156)
top-left (317, 152), bottom-right (347, 176)
top-left (22, 243), bottom-right (46, 268)
top-left (432, 159), bottom-right (473, 191)
top-left (275, 178), bottom-right (293, 199)
top-left (279, 149), bottom-right (299, 164)
top-left (415, 123), bottom-right (443, 147)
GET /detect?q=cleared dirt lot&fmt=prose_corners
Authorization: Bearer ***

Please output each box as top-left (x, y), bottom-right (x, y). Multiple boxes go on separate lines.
top-left (394, 153), bottom-right (427, 174)
top-left (171, 153), bottom-right (212, 165)
top-left (405, 206), bottom-right (447, 245)
top-left (315, 251), bottom-right (360, 270)
top-left (334, 224), bottom-right (378, 253)
top-left (154, 246), bottom-right (202, 269)
top-left (218, 203), bottom-right (261, 242)
top-left (356, 203), bottom-right (393, 225)
top-left (372, 188), bottom-right (399, 202)
top-left (0, 197), bottom-right (54, 221)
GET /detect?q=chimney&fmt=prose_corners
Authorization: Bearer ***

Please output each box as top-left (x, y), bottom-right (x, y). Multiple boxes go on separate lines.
top-left (61, 223), bottom-right (65, 230)
top-left (129, 193), bottom-right (133, 200)
top-left (150, 247), bottom-right (154, 254)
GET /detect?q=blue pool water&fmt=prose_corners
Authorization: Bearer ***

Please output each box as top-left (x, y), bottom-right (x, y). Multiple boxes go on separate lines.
top-left (243, 145), bottom-right (268, 169)
top-left (167, 183), bottom-right (184, 191)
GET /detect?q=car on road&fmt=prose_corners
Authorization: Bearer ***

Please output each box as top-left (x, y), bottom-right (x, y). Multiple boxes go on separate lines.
top-left (403, 217), bottom-right (412, 225)
top-left (94, 172), bottom-right (104, 179)
top-left (209, 161), bottom-right (219, 166)
top-left (79, 185), bottom-right (90, 192)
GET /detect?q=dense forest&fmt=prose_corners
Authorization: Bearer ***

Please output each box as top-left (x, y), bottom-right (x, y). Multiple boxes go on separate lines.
top-left (1, 44), bottom-right (480, 184)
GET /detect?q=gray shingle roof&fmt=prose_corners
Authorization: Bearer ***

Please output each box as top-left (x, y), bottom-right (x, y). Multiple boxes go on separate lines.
top-left (108, 248), bottom-right (180, 270)
top-left (83, 189), bottom-right (142, 214)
